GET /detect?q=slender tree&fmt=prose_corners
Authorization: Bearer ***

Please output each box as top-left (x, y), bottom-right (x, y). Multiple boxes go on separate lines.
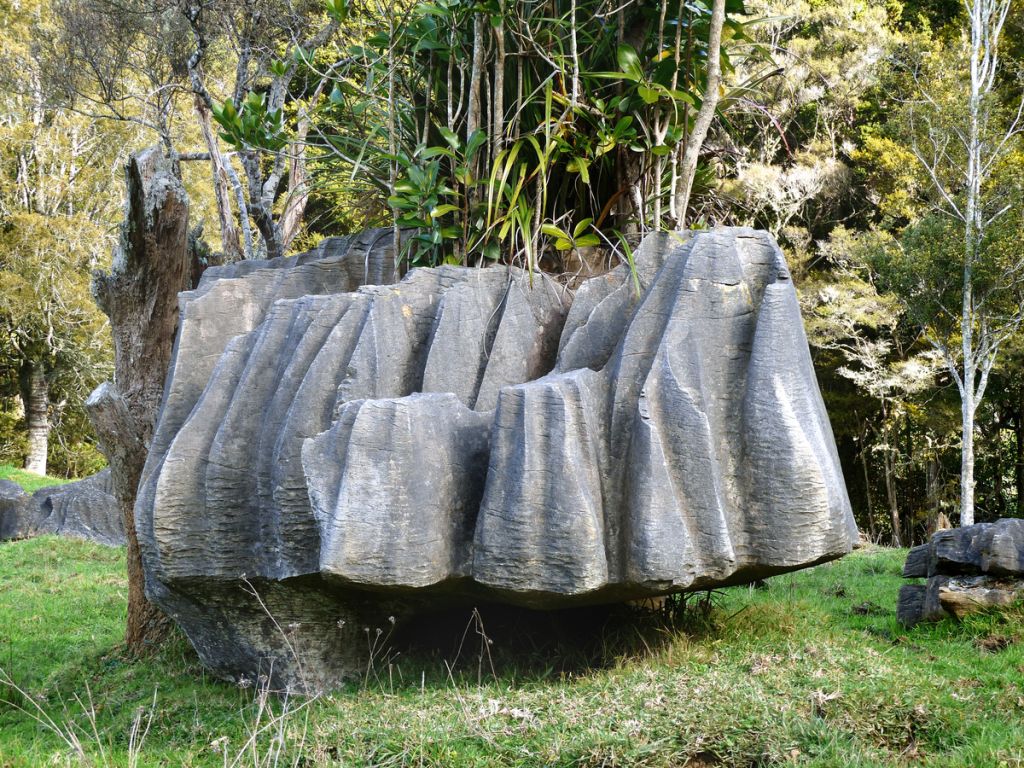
top-left (901, 0), bottom-right (1024, 526)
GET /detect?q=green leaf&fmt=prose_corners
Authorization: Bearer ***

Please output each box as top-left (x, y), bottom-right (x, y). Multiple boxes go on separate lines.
top-left (638, 85), bottom-right (659, 105)
top-left (438, 126), bottom-right (460, 149)
top-left (421, 146), bottom-right (457, 160)
top-left (595, 136), bottom-right (616, 157)
top-left (566, 157), bottom-right (591, 184)
top-left (465, 129), bottom-right (488, 160)
top-left (616, 44), bottom-right (643, 82)
top-left (541, 223), bottom-right (570, 240)
top-left (667, 89), bottom-right (696, 105)
top-left (573, 218), bottom-right (594, 238)
top-left (430, 204), bottom-right (460, 218)
top-left (575, 234), bottom-right (601, 248)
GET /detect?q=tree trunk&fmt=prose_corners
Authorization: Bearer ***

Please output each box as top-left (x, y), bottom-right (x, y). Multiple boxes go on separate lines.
top-left (859, 445), bottom-right (876, 543)
top-left (883, 444), bottom-right (902, 547)
top-left (675, 0), bottom-right (726, 225)
top-left (194, 94), bottom-right (244, 262)
top-left (240, 150), bottom-right (283, 260)
top-left (87, 147), bottom-right (191, 653)
top-left (961, 390), bottom-right (976, 526)
top-left (1016, 404), bottom-right (1024, 517)
top-left (279, 112), bottom-right (311, 252)
top-left (992, 424), bottom-right (1005, 517)
top-left (20, 361), bottom-right (48, 476)
top-left (926, 453), bottom-right (941, 539)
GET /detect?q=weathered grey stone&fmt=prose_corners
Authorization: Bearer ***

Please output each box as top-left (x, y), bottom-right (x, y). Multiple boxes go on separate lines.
top-left (0, 470), bottom-right (123, 546)
top-left (924, 519), bottom-right (1024, 576)
top-left (136, 227), bottom-right (857, 691)
top-left (903, 544), bottom-right (930, 578)
top-left (0, 479), bottom-right (23, 498)
top-left (898, 519), bottom-right (1024, 626)
top-left (981, 518), bottom-right (1024, 575)
top-left (0, 481), bottom-right (30, 540)
top-left (931, 526), bottom-right (986, 575)
top-left (897, 584), bottom-right (926, 627)
top-left (922, 574), bottom-right (952, 623)
top-left (32, 470), bottom-right (124, 546)
top-left (307, 393), bottom-right (490, 588)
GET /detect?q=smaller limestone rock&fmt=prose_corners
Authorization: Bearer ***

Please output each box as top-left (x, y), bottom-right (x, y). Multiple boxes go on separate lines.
top-left (31, 470), bottom-right (125, 546)
top-left (896, 584), bottom-right (926, 628)
top-left (0, 479), bottom-right (23, 498)
top-left (981, 518), bottom-right (1024, 575)
top-left (902, 544), bottom-right (930, 578)
top-left (898, 519), bottom-right (1024, 626)
top-left (0, 481), bottom-right (30, 540)
top-left (0, 471), bottom-right (123, 546)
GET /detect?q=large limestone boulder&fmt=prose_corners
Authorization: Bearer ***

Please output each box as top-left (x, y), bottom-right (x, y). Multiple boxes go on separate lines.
top-left (136, 227), bottom-right (857, 691)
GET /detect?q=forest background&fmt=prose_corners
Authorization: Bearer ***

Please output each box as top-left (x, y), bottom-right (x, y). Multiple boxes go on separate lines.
top-left (1, 0), bottom-right (1022, 548)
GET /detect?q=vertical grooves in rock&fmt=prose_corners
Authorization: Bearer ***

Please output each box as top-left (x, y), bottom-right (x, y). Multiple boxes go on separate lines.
top-left (472, 370), bottom-right (608, 597)
top-left (306, 394), bottom-right (490, 588)
top-left (152, 333), bottom-right (257, 579)
top-left (137, 227), bottom-right (857, 691)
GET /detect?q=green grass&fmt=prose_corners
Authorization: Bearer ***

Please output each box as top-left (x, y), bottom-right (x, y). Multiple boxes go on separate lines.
top-left (1, 538), bottom-right (1022, 767)
top-left (0, 465), bottom-right (72, 493)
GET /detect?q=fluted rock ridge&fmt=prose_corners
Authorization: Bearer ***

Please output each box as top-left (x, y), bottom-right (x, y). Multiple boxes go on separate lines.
top-left (136, 227), bottom-right (856, 691)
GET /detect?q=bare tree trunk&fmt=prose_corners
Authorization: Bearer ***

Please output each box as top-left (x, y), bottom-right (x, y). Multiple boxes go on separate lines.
top-left (492, 17), bottom-right (506, 165)
top-left (926, 453), bottom-right (941, 541)
top-left (20, 362), bottom-right (48, 476)
top-left (240, 150), bottom-right (284, 260)
top-left (883, 443), bottom-right (902, 547)
top-left (280, 117), bottom-right (311, 252)
top-left (1016, 404), bottom-right (1024, 517)
top-left (859, 445), bottom-right (876, 543)
top-left (466, 12), bottom-right (485, 143)
top-left (675, 0), bottom-right (726, 225)
top-left (961, 386), bottom-right (976, 526)
top-left (956, 0), bottom-right (1011, 526)
top-left (87, 147), bottom-right (191, 653)
top-left (992, 429), bottom-right (1005, 517)
top-left (194, 94), bottom-right (243, 262)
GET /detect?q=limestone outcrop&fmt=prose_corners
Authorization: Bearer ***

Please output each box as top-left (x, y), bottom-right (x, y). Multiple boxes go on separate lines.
top-left (897, 519), bottom-right (1024, 627)
top-left (136, 227), bottom-right (857, 691)
top-left (0, 470), bottom-right (124, 546)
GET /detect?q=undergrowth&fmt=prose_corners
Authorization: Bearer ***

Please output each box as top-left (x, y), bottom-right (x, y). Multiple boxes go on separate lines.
top-left (1, 538), bottom-right (1022, 767)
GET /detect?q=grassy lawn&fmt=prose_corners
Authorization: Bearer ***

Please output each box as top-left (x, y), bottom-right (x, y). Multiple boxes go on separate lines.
top-left (0, 465), bottom-right (73, 493)
top-left (0, 537), bottom-right (1022, 767)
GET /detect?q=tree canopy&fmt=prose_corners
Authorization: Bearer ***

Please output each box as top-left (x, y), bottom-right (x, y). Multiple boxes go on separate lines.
top-left (1, 0), bottom-right (1024, 545)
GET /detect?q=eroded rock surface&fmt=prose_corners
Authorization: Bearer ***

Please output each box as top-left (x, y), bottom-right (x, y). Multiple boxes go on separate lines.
top-left (897, 519), bottom-right (1024, 627)
top-left (137, 227), bottom-right (857, 691)
top-left (0, 470), bottom-right (123, 546)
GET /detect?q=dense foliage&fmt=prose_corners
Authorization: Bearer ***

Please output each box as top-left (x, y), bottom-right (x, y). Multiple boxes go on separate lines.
top-left (0, 0), bottom-right (1023, 547)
